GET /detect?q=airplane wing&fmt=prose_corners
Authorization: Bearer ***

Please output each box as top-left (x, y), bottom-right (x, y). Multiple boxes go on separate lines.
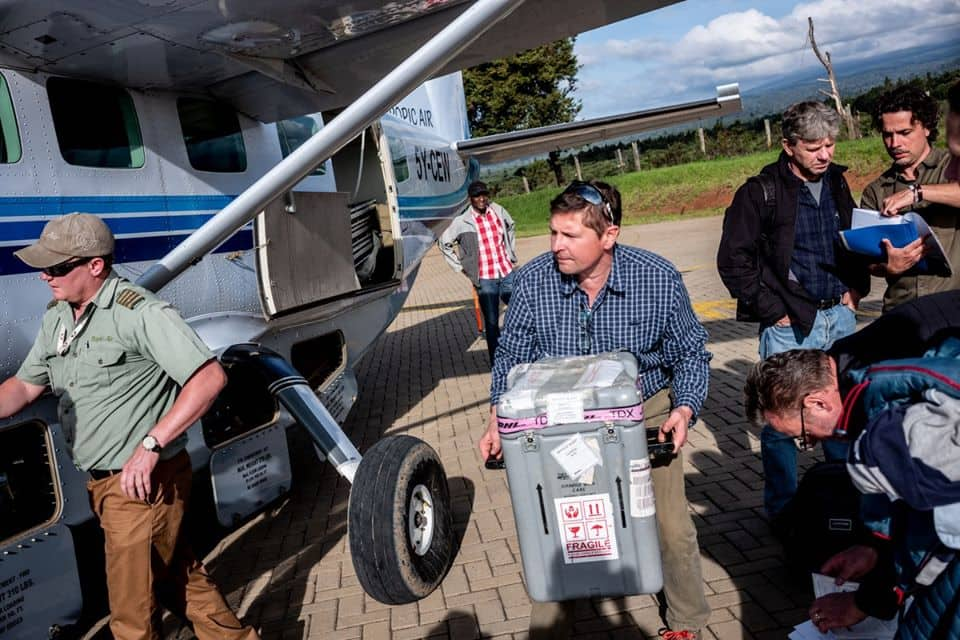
top-left (454, 84), bottom-right (742, 164)
top-left (0, 0), bottom-right (680, 122)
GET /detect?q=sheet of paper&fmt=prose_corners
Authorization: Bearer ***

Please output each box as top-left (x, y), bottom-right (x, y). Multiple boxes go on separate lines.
top-left (790, 620), bottom-right (835, 639)
top-left (576, 437), bottom-right (602, 485)
top-left (809, 574), bottom-right (898, 639)
top-left (505, 389), bottom-right (537, 411)
top-left (550, 432), bottom-right (601, 481)
top-left (573, 359), bottom-right (623, 389)
top-left (852, 207), bottom-right (907, 228)
top-left (546, 392), bottom-right (585, 425)
top-left (510, 366), bottom-right (554, 391)
top-left (812, 573), bottom-right (857, 597)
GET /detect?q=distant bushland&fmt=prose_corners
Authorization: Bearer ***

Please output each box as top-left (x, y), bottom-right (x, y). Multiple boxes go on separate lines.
top-left (499, 136), bottom-right (891, 237)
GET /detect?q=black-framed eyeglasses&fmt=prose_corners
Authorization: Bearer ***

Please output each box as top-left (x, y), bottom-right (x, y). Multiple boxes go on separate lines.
top-left (795, 394), bottom-right (814, 452)
top-left (563, 181), bottom-right (614, 224)
top-left (578, 306), bottom-right (592, 354)
top-left (41, 257), bottom-right (92, 278)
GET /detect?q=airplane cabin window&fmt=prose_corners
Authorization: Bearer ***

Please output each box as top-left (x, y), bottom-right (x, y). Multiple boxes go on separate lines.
top-left (277, 116), bottom-right (326, 176)
top-left (0, 73), bottom-right (22, 163)
top-left (0, 422), bottom-right (60, 544)
top-left (47, 77), bottom-right (145, 168)
top-left (177, 98), bottom-right (247, 173)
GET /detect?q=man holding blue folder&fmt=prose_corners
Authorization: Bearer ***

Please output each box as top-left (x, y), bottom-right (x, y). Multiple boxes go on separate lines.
top-left (718, 101), bottom-right (870, 533)
top-left (860, 85), bottom-right (960, 311)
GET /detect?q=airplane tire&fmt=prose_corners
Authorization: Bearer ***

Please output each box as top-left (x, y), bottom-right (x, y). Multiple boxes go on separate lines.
top-left (348, 435), bottom-right (454, 604)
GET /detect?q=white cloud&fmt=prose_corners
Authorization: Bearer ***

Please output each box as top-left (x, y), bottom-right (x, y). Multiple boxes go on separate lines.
top-left (575, 0), bottom-right (960, 118)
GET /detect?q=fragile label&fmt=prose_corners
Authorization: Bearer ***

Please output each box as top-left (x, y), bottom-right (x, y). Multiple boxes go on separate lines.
top-left (550, 433), bottom-right (601, 481)
top-left (545, 392), bottom-right (584, 424)
top-left (555, 494), bottom-right (619, 563)
top-left (628, 458), bottom-right (656, 518)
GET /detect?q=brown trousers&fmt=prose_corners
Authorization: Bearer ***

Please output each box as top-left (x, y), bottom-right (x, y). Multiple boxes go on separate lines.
top-left (88, 451), bottom-right (259, 640)
top-left (529, 388), bottom-right (710, 637)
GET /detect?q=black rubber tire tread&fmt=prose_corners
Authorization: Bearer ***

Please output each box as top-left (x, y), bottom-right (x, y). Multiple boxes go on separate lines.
top-left (348, 434), bottom-right (454, 604)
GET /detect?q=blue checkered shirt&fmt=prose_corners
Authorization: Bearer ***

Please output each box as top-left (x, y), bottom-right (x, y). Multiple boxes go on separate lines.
top-left (490, 245), bottom-right (712, 418)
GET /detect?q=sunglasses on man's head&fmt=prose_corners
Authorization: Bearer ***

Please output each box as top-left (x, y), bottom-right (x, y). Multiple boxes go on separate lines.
top-left (563, 181), bottom-right (614, 224)
top-left (42, 257), bottom-right (92, 278)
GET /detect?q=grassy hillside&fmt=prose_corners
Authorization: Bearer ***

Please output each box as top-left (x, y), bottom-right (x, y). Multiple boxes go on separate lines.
top-left (498, 137), bottom-right (893, 237)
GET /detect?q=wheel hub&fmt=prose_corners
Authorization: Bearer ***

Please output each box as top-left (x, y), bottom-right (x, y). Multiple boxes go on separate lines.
top-left (407, 484), bottom-right (435, 556)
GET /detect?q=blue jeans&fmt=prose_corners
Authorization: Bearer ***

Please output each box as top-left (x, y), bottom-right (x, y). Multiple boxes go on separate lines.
top-left (759, 304), bottom-right (856, 518)
top-left (477, 271), bottom-right (514, 364)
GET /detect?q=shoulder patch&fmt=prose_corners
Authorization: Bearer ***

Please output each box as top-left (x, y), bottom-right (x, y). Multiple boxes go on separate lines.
top-left (116, 289), bottom-right (145, 310)
top-left (46, 298), bottom-right (58, 310)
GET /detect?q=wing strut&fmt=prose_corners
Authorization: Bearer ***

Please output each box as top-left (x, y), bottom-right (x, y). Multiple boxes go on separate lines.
top-left (137, 0), bottom-right (527, 293)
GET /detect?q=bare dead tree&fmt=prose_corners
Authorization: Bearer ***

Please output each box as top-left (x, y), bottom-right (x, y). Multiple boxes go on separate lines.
top-left (807, 17), bottom-right (857, 138)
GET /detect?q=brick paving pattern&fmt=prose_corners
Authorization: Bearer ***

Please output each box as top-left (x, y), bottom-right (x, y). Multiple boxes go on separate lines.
top-left (192, 216), bottom-right (885, 640)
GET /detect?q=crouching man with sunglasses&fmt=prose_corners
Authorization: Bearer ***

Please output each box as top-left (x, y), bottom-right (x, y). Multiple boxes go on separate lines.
top-left (744, 289), bottom-right (960, 638)
top-left (479, 181), bottom-right (712, 640)
top-left (0, 213), bottom-right (259, 640)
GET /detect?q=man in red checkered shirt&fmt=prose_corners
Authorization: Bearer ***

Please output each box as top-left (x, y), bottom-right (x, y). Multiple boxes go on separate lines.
top-left (439, 181), bottom-right (518, 364)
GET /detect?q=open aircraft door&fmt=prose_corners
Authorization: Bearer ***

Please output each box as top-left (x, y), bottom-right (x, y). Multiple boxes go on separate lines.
top-left (254, 118), bottom-right (401, 318)
top-left (0, 419), bottom-right (90, 639)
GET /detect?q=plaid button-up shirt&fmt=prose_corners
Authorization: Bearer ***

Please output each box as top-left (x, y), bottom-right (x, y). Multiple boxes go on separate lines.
top-left (490, 244), bottom-right (711, 417)
top-left (474, 208), bottom-right (513, 279)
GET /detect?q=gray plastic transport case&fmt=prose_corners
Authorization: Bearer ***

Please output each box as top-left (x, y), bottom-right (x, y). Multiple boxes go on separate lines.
top-left (497, 351), bottom-right (663, 602)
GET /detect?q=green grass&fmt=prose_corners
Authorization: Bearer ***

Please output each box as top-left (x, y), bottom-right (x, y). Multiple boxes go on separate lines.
top-left (498, 137), bottom-right (892, 237)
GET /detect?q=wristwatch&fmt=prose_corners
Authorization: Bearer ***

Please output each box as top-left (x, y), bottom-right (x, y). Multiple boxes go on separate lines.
top-left (142, 434), bottom-right (163, 454)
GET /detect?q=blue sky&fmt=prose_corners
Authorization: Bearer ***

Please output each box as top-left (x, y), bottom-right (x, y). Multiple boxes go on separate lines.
top-left (574, 0), bottom-right (960, 119)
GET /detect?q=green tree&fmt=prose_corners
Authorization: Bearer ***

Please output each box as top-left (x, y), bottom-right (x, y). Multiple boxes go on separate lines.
top-left (463, 38), bottom-right (580, 186)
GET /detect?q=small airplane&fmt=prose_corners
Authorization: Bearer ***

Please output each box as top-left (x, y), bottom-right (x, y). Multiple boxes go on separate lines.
top-left (0, 1), bottom-right (741, 637)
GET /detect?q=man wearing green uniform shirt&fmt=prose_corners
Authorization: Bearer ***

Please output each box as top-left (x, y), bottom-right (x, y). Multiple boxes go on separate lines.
top-left (860, 85), bottom-right (960, 311)
top-left (0, 213), bottom-right (258, 640)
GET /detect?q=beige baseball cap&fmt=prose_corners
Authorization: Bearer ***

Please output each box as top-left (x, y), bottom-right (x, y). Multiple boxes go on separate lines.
top-left (15, 213), bottom-right (115, 269)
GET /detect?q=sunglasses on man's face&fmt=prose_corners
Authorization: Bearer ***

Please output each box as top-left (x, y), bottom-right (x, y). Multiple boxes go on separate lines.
top-left (563, 182), bottom-right (614, 224)
top-left (42, 257), bottom-right (92, 278)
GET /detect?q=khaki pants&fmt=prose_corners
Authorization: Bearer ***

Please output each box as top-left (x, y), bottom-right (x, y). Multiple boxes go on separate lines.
top-left (529, 388), bottom-right (710, 637)
top-left (88, 451), bottom-right (259, 640)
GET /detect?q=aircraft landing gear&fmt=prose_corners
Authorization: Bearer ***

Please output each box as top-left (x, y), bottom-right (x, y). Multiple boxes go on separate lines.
top-left (348, 435), bottom-right (453, 604)
top-left (219, 344), bottom-right (455, 604)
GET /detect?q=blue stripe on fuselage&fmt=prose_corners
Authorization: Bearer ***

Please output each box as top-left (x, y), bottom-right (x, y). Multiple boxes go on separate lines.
top-left (0, 195), bottom-right (247, 276)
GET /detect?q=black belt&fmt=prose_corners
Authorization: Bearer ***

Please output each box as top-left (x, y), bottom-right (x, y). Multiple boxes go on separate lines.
top-left (89, 468), bottom-right (122, 480)
top-left (816, 297), bottom-right (843, 310)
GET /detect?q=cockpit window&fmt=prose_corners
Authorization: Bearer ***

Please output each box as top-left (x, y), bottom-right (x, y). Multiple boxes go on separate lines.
top-left (177, 98), bottom-right (247, 173)
top-left (47, 77), bottom-right (144, 168)
top-left (388, 137), bottom-right (409, 183)
top-left (277, 116), bottom-right (326, 176)
top-left (0, 73), bottom-right (21, 164)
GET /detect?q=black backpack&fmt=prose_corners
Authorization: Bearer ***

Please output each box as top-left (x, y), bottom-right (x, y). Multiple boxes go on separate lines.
top-left (778, 461), bottom-right (863, 574)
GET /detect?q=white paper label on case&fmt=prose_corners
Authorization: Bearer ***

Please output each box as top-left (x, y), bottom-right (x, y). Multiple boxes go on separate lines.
top-left (545, 392), bottom-right (584, 424)
top-left (550, 433), bottom-right (601, 481)
top-left (629, 458), bottom-right (655, 518)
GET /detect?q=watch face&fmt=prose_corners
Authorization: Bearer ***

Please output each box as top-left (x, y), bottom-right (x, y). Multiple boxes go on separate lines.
top-left (143, 435), bottom-right (159, 451)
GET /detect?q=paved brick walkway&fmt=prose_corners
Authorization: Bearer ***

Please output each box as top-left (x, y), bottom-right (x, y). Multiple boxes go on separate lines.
top-left (197, 215), bottom-right (884, 640)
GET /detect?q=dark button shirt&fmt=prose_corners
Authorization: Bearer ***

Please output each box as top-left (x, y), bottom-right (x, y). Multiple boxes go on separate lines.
top-left (790, 178), bottom-right (846, 301)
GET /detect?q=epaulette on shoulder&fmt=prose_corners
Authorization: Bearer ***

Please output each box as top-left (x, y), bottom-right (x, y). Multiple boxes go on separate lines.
top-left (116, 288), bottom-right (145, 310)
top-left (46, 298), bottom-right (58, 310)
